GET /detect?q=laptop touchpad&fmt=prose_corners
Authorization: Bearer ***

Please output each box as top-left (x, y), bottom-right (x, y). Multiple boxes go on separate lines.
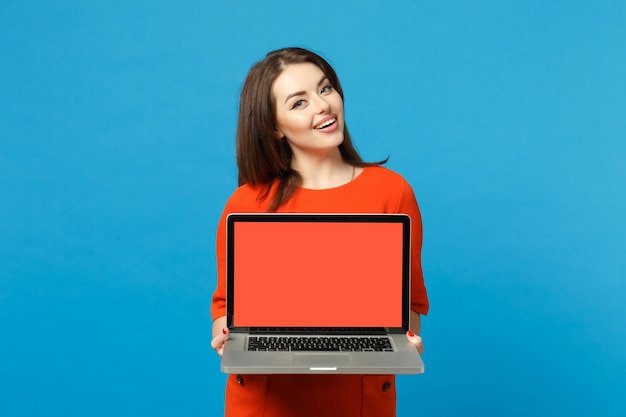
top-left (293, 353), bottom-right (351, 366)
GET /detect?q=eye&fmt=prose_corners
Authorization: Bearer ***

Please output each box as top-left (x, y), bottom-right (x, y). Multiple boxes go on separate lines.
top-left (320, 85), bottom-right (333, 94)
top-left (291, 99), bottom-right (306, 109)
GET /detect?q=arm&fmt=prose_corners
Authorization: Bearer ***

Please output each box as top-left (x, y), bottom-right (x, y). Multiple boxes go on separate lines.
top-left (210, 192), bottom-right (241, 356)
top-left (396, 176), bottom-right (428, 354)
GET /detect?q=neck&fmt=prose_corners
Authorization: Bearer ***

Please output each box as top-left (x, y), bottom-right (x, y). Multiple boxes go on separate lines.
top-left (291, 148), bottom-right (354, 190)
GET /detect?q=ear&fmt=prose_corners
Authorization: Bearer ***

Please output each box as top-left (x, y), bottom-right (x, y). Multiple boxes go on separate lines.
top-left (274, 128), bottom-right (285, 140)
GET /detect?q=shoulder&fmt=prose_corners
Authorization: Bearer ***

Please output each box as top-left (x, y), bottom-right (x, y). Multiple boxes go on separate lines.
top-left (223, 182), bottom-right (274, 213)
top-left (357, 166), bottom-right (419, 214)
top-left (360, 166), bottom-right (412, 190)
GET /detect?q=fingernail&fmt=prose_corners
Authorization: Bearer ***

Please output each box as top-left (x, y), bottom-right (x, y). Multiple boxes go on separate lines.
top-left (407, 330), bottom-right (415, 337)
top-left (222, 328), bottom-right (227, 334)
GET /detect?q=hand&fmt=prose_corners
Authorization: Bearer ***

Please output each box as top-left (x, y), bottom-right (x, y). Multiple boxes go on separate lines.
top-left (406, 330), bottom-right (424, 355)
top-left (211, 327), bottom-right (230, 357)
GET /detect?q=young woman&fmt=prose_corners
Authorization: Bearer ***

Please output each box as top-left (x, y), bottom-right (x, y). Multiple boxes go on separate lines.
top-left (211, 47), bottom-right (429, 417)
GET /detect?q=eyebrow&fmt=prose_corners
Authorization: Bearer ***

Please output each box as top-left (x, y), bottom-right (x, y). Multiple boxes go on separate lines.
top-left (283, 75), bottom-right (329, 104)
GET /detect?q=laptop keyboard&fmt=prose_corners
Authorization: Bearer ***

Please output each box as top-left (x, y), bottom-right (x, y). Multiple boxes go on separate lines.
top-left (247, 336), bottom-right (394, 352)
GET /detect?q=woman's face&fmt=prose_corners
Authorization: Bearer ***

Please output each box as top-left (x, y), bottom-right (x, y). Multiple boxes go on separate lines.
top-left (272, 63), bottom-right (345, 158)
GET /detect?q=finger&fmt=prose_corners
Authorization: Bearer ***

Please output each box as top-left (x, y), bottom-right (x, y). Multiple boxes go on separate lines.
top-left (406, 331), bottom-right (424, 355)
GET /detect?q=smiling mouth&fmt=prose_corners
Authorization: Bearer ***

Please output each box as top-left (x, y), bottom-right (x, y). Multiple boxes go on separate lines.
top-left (315, 117), bottom-right (337, 130)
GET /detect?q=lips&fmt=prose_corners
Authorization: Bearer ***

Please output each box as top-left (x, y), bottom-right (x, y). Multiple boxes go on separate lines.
top-left (314, 115), bottom-right (337, 130)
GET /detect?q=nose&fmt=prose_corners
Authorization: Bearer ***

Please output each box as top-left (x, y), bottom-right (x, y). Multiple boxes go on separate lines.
top-left (311, 94), bottom-right (330, 114)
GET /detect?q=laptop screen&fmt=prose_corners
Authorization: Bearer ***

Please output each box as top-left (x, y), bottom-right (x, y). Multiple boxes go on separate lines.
top-left (227, 214), bottom-right (410, 328)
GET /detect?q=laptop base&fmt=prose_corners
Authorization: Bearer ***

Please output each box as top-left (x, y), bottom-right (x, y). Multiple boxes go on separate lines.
top-left (221, 333), bottom-right (424, 374)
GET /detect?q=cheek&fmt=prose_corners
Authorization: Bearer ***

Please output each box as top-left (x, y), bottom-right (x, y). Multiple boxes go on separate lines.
top-left (332, 96), bottom-right (344, 115)
top-left (279, 115), bottom-right (310, 134)
top-left (275, 113), bottom-right (291, 135)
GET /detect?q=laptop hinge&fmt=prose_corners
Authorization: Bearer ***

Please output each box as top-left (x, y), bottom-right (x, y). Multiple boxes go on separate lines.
top-left (248, 327), bottom-right (388, 335)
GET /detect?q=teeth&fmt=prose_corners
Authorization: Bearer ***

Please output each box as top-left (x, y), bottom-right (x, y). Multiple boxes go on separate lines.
top-left (316, 118), bottom-right (336, 129)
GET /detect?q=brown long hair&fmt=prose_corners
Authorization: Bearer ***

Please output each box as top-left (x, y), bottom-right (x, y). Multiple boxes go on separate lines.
top-left (236, 47), bottom-right (385, 211)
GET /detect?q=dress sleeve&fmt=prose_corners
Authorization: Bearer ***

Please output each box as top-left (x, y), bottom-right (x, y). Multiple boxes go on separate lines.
top-left (396, 178), bottom-right (429, 315)
top-left (210, 190), bottom-right (243, 321)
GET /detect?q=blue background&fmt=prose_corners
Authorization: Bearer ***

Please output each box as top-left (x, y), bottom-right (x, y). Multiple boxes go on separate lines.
top-left (1, 1), bottom-right (624, 415)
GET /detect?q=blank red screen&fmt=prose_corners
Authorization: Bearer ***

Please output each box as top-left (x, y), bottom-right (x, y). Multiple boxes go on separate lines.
top-left (232, 221), bottom-right (404, 327)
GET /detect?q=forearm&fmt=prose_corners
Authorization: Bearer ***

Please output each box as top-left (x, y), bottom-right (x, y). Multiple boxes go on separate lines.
top-left (409, 311), bottom-right (421, 335)
top-left (212, 316), bottom-right (227, 339)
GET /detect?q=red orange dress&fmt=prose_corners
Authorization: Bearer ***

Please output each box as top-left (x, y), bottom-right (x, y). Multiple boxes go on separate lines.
top-left (211, 166), bottom-right (429, 417)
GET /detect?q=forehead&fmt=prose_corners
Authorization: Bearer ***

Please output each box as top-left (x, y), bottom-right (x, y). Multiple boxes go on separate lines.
top-left (271, 63), bottom-right (326, 100)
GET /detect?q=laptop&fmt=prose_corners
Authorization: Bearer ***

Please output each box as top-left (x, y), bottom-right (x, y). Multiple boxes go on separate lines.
top-left (220, 213), bottom-right (424, 374)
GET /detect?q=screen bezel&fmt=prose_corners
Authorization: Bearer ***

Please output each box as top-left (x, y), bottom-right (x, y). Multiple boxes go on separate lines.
top-left (225, 213), bottom-right (411, 334)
